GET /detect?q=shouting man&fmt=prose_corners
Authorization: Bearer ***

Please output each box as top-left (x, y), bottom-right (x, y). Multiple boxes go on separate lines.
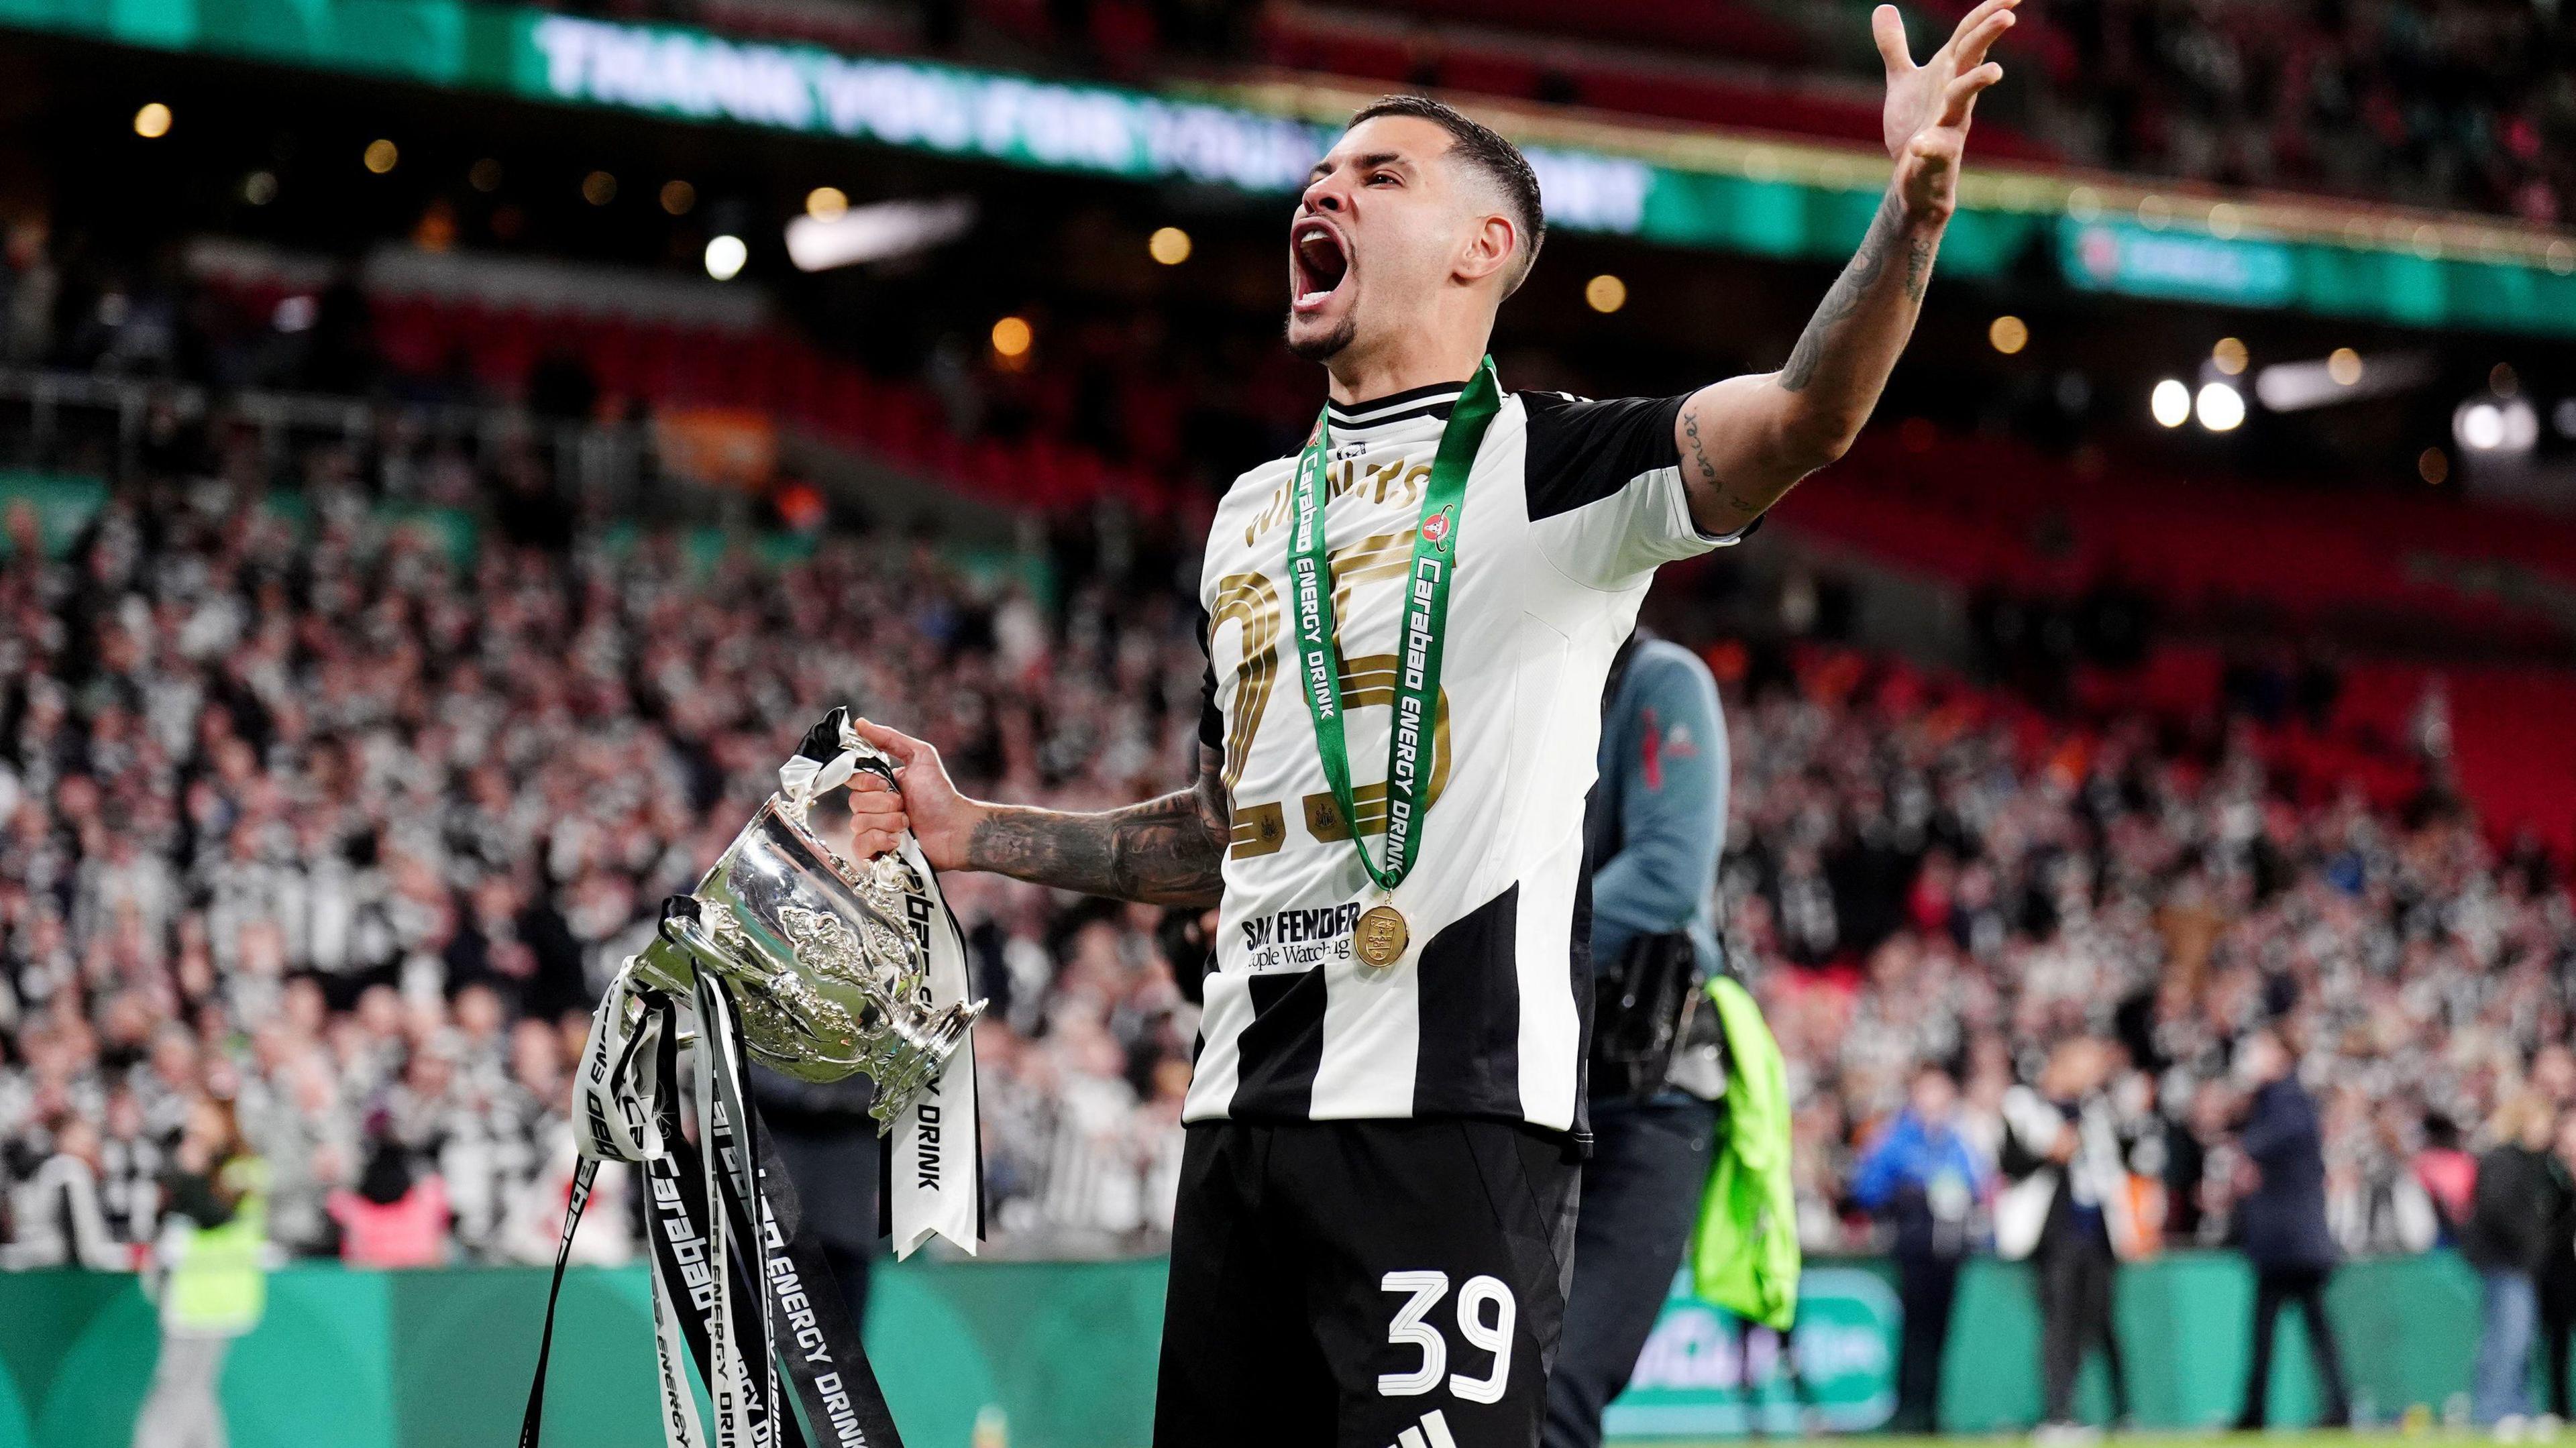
top-left (848, 5), bottom-right (2015, 1443)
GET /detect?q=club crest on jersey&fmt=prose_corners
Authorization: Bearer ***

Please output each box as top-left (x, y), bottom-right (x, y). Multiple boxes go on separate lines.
top-left (1420, 506), bottom-right (1454, 550)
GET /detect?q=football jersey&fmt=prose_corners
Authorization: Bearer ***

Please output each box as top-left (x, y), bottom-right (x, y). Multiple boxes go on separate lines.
top-left (1189, 379), bottom-right (1743, 1130)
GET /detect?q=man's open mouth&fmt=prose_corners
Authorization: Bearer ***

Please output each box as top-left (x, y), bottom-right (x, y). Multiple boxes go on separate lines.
top-left (1291, 219), bottom-right (1349, 313)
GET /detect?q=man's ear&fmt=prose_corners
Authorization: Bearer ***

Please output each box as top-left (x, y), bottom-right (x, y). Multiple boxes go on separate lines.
top-left (1456, 213), bottom-right (1519, 288)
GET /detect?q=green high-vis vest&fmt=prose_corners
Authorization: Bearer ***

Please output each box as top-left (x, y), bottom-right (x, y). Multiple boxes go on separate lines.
top-left (1688, 976), bottom-right (1801, 1331)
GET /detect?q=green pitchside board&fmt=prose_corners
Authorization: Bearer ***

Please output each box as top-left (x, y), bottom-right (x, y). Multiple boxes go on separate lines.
top-left (0, 1250), bottom-right (2511, 1445)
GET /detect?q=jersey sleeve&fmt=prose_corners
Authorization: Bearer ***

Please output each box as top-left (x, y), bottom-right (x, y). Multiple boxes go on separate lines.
top-left (1520, 391), bottom-right (1752, 590)
top-left (1197, 610), bottom-right (1224, 754)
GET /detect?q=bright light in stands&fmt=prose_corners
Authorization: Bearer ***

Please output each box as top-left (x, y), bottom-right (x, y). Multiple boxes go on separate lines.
top-left (242, 171), bottom-right (276, 206)
top-left (703, 234), bottom-right (748, 281)
top-left (2420, 447), bottom-right (2451, 485)
top-left (2212, 337), bottom-right (2248, 375)
top-left (1149, 227), bottom-right (1192, 266)
top-left (991, 315), bottom-right (1034, 362)
top-left (660, 180), bottom-right (696, 216)
top-left (2490, 362), bottom-right (2520, 396)
top-left (786, 197), bottom-right (977, 272)
top-left (582, 171), bottom-right (617, 207)
top-left (2151, 379), bottom-right (2191, 427)
top-left (806, 186), bottom-right (849, 222)
top-left (364, 139), bottom-right (399, 174)
top-left (2455, 396), bottom-right (2538, 453)
top-left (132, 103), bottom-right (172, 139)
top-left (2195, 382), bottom-right (2246, 431)
top-left (470, 158), bottom-right (502, 193)
top-left (2557, 400), bottom-right (2576, 439)
top-left (2328, 347), bottom-right (2363, 386)
top-left (2459, 402), bottom-right (2504, 449)
top-left (272, 295), bottom-right (317, 334)
top-left (1987, 315), bottom-right (2027, 355)
top-left (1585, 275), bottom-right (1627, 314)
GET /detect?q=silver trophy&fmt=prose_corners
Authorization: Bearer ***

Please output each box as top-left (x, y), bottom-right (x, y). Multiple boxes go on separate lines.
top-left (633, 711), bottom-right (985, 1128)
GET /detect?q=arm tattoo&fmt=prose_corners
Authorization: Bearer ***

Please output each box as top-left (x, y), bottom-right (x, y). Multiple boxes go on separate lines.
top-left (1780, 190), bottom-right (1906, 394)
top-left (963, 745), bottom-right (1228, 906)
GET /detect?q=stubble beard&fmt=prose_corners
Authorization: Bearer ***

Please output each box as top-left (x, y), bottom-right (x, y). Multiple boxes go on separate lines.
top-left (1285, 310), bottom-right (1357, 364)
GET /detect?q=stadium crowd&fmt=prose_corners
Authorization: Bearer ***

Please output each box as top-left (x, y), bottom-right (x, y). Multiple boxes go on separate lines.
top-left (0, 412), bottom-right (1208, 1264)
top-left (3, 406), bottom-right (2571, 1281)
top-left (1735, 653), bottom-right (2576, 1260)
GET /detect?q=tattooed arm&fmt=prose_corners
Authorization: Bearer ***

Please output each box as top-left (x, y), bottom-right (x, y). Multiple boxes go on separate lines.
top-left (848, 718), bottom-right (1228, 907)
top-left (1672, 0), bottom-right (2015, 537)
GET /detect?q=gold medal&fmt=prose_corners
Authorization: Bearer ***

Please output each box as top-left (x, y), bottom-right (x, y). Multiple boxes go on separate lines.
top-left (1354, 905), bottom-right (1409, 968)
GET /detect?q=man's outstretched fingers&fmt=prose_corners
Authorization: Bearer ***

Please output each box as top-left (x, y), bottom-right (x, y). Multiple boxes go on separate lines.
top-left (1940, 62), bottom-right (2004, 125)
top-left (1952, 7), bottom-right (2016, 70)
top-left (1872, 4), bottom-right (1914, 73)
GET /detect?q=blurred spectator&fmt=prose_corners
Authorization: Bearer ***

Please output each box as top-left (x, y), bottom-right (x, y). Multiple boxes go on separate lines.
top-left (1999, 1038), bottom-right (2134, 1435)
top-left (2463, 1093), bottom-right (2561, 1427)
top-left (327, 1134), bottom-right (451, 1269)
top-left (1848, 1060), bottom-right (1990, 1433)
top-left (133, 1097), bottom-right (266, 1448)
top-left (2540, 1113), bottom-right (2576, 1423)
top-left (2229, 1027), bottom-right (2351, 1430)
top-left (2, 1112), bottom-right (136, 1270)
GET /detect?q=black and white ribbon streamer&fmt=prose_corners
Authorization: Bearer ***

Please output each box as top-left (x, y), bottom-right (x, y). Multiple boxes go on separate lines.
top-left (521, 962), bottom-right (907, 1448)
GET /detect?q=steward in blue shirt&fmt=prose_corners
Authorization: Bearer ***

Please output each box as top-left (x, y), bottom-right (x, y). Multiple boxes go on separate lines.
top-left (1850, 1062), bottom-right (1992, 1432)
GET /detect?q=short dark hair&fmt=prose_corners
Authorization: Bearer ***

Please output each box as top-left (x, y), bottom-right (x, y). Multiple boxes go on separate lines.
top-left (1346, 93), bottom-right (1545, 292)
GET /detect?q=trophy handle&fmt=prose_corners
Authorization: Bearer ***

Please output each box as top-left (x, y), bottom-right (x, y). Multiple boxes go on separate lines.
top-left (657, 894), bottom-right (740, 991)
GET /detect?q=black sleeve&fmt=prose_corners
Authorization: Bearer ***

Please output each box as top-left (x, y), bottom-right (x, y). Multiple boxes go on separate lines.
top-left (1519, 391), bottom-right (1688, 523)
top-left (1196, 610), bottom-right (1223, 754)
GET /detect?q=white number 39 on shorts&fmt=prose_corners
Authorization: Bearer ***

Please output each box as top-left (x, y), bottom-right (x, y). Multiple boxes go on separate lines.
top-left (1376, 1271), bottom-right (1518, 1404)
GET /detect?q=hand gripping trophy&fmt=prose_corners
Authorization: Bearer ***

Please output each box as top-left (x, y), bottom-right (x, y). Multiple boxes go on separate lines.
top-left (521, 708), bottom-right (983, 1448)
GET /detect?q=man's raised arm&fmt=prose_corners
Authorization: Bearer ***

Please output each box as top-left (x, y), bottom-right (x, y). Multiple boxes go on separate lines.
top-left (846, 718), bottom-right (1228, 907)
top-left (1674, 0), bottom-right (2016, 536)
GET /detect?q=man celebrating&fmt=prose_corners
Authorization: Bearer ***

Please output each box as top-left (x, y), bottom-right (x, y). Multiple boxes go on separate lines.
top-left (847, 5), bottom-right (2015, 1443)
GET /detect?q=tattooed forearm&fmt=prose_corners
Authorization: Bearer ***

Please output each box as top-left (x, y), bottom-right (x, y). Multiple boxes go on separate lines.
top-left (963, 746), bottom-right (1228, 906)
top-left (1903, 229), bottom-right (1934, 304)
top-left (1780, 190), bottom-right (1905, 393)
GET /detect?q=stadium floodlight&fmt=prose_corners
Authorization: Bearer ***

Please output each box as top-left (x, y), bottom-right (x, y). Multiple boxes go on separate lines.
top-left (133, 103), bottom-right (172, 139)
top-left (784, 197), bottom-right (976, 274)
top-left (2195, 382), bottom-right (2246, 431)
top-left (2253, 350), bottom-right (2433, 412)
top-left (2150, 378), bottom-right (2191, 428)
top-left (2453, 396), bottom-right (2538, 454)
top-left (703, 234), bottom-right (749, 281)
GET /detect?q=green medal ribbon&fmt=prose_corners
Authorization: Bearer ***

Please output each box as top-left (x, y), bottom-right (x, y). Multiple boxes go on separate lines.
top-left (1284, 358), bottom-right (1501, 893)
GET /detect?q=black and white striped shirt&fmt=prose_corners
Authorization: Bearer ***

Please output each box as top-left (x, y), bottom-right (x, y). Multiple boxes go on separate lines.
top-left (1190, 382), bottom-right (1743, 1131)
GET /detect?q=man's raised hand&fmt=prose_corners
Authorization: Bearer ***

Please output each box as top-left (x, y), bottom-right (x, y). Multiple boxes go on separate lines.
top-left (1874, 0), bottom-right (2013, 223)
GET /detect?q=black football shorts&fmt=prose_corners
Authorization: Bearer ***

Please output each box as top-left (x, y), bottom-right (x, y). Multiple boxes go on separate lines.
top-left (1154, 1117), bottom-right (1580, 1448)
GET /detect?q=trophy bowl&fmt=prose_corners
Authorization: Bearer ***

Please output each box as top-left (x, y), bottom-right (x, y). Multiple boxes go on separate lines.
top-left (635, 750), bottom-right (984, 1128)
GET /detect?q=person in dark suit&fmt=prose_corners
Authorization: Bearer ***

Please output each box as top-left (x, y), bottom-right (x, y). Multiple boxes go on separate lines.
top-left (2537, 1113), bottom-right (2576, 1421)
top-left (749, 1066), bottom-right (880, 1332)
top-left (2230, 1028), bottom-right (2351, 1430)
